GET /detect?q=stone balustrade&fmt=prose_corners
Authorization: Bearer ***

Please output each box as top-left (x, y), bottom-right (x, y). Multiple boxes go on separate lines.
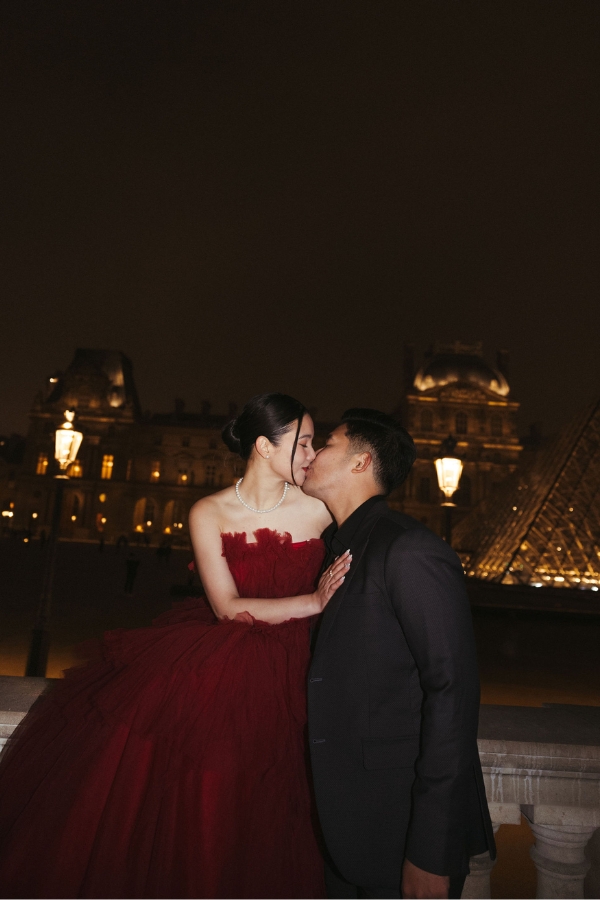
top-left (0, 676), bottom-right (599, 898)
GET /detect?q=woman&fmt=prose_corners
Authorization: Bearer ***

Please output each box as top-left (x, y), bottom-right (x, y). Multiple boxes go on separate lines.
top-left (0, 393), bottom-right (349, 899)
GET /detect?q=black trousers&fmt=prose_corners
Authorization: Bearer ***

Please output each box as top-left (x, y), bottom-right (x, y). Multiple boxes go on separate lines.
top-left (324, 857), bottom-right (467, 899)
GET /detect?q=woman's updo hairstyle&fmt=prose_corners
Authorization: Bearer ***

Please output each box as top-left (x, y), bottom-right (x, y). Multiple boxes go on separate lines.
top-left (222, 392), bottom-right (307, 481)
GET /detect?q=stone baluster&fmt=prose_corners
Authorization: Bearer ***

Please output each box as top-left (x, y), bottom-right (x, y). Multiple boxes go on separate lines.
top-left (522, 811), bottom-right (596, 899)
top-left (585, 826), bottom-right (600, 899)
top-left (461, 824), bottom-right (501, 899)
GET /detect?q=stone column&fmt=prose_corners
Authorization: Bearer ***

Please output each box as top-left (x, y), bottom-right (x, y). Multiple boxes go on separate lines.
top-left (523, 816), bottom-right (595, 899)
top-left (461, 825), bottom-right (501, 899)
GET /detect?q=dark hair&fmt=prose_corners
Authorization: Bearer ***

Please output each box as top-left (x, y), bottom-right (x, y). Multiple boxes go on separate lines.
top-left (341, 408), bottom-right (416, 496)
top-left (222, 392), bottom-right (307, 481)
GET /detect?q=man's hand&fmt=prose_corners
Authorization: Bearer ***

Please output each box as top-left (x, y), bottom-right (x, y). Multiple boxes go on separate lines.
top-left (402, 859), bottom-right (450, 899)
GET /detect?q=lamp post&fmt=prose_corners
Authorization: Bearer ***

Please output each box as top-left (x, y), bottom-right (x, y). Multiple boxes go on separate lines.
top-left (26, 411), bottom-right (83, 677)
top-left (434, 435), bottom-right (463, 547)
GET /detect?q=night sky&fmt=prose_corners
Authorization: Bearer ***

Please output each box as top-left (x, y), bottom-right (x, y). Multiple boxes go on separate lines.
top-left (1, 1), bottom-right (599, 436)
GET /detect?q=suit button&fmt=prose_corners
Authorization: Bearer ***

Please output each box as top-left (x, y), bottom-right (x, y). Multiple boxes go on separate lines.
top-left (309, 677), bottom-right (323, 683)
top-left (312, 738), bottom-right (326, 744)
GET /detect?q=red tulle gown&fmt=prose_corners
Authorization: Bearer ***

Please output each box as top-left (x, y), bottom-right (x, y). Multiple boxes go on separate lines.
top-left (0, 529), bottom-right (326, 899)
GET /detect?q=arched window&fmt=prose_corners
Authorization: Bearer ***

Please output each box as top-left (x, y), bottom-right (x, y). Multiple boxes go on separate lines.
top-left (133, 497), bottom-right (156, 530)
top-left (144, 499), bottom-right (156, 526)
top-left (455, 412), bottom-right (468, 434)
top-left (163, 500), bottom-right (186, 533)
top-left (162, 500), bottom-right (175, 533)
top-left (491, 415), bottom-right (503, 437)
top-left (133, 497), bottom-right (146, 530)
top-left (420, 409), bottom-right (433, 432)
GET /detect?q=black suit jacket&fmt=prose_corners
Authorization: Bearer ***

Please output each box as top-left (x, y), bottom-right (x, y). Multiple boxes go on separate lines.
top-left (308, 499), bottom-right (495, 887)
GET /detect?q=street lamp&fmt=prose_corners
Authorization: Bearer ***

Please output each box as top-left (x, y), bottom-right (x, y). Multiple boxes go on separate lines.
top-left (434, 435), bottom-right (463, 546)
top-left (26, 410), bottom-right (83, 677)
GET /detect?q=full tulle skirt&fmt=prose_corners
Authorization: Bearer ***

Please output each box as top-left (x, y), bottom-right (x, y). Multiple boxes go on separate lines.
top-left (0, 600), bottom-right (325, 898)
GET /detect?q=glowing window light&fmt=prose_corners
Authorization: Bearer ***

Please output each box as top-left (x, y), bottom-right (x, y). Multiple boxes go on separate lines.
top-left (100, 455), bottom-right (114, 480)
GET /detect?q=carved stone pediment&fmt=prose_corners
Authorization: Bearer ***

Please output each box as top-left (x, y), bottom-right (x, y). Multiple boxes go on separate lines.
top-left (438, 386), bottom-right (490, 403)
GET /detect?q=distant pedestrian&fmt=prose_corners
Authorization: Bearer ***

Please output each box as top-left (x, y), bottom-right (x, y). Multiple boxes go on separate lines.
top-left (124, 553), bottom-right (140, 594)
top-left (98, 535), bottom-right (105, 553)
top-left (115, 534), bottom-right (129, 553)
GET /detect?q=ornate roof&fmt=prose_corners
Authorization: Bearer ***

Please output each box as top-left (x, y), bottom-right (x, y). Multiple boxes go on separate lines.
top-left (38, 349), bottom-right (141, 420)
top-left (413, 341), bottom-right (509, 397)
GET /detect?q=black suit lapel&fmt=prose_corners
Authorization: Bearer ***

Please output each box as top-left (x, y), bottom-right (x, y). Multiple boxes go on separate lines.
top-left (313, 501), bottom-right (387, 658)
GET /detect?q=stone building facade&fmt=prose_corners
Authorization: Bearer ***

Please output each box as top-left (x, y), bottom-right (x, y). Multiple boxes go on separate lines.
top-left (389, 341), bottom-right (522, 535)
top-left (3, 349), bottom-right (247, 546)
top-left (2, 343), bottom-right (523, 546)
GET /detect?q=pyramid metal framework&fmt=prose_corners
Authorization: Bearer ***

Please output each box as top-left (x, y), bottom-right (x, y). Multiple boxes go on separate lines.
top-left (453, 397), bottom-right (600, 588)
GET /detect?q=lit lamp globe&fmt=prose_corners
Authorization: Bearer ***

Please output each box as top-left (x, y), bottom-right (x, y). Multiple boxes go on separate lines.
top-left (55, 410), bottom-right (83, 476)
top-left (434, 436), bottom-right (463, 546)
top-left (435, 457), bottom-right (464, 505)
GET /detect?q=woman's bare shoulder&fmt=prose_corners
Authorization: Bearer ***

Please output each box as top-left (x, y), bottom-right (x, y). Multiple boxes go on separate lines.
top-left (291, 488), bottom-right (332, 527)
top-left (189, 486), bottom-right (237, 523)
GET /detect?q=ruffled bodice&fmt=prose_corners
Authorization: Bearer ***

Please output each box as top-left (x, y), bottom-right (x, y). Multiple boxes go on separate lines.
top-left (222, 528), bottom-right (325, 598)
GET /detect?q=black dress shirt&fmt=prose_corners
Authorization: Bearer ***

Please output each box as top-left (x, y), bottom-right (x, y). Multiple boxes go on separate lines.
top-left (321, 494), bottom-right (386, 573)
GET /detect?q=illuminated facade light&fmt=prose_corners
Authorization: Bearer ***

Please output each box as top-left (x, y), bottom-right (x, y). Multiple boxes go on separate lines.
top-left (99, 493), bottom-right (107, 503)
top-left (100, 455), bottom-right (114, 480)
top-left (36, 453), bottom-right (49, 475)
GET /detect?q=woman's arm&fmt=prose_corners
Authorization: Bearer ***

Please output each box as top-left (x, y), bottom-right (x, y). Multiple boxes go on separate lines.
top-left (188, 502), bottom-right (348, 624)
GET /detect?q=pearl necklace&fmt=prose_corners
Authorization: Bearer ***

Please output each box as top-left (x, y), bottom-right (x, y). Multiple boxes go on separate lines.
top-left (235, 477), bottom-right (289, 514)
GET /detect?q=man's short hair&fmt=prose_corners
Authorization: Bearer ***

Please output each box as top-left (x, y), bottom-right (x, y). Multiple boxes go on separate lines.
top-left (341, 408), bottom-right (417, 496)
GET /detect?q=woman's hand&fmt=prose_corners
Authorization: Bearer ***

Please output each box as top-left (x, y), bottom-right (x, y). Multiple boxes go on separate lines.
top-left (314, 550), bottom-right (352, 612)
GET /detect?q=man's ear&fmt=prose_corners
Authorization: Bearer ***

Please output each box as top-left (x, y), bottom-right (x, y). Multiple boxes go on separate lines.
top-left (351, 451), bottom-right (373, 474)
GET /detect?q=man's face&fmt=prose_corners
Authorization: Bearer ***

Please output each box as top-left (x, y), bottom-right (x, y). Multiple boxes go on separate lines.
top-left (302, 425), bottom-right (351, 500)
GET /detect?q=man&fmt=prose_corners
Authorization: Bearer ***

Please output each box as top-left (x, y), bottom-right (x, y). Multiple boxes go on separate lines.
top-left (303, 409), bottom-right (495, 899)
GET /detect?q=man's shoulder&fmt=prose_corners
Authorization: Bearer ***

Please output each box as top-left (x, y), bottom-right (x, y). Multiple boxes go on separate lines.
top-left (371, 507), bottom-right (454, 556)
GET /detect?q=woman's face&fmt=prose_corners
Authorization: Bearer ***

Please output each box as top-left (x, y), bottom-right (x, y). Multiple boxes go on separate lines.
top-left (269, 414), bottom-right (316, 485)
